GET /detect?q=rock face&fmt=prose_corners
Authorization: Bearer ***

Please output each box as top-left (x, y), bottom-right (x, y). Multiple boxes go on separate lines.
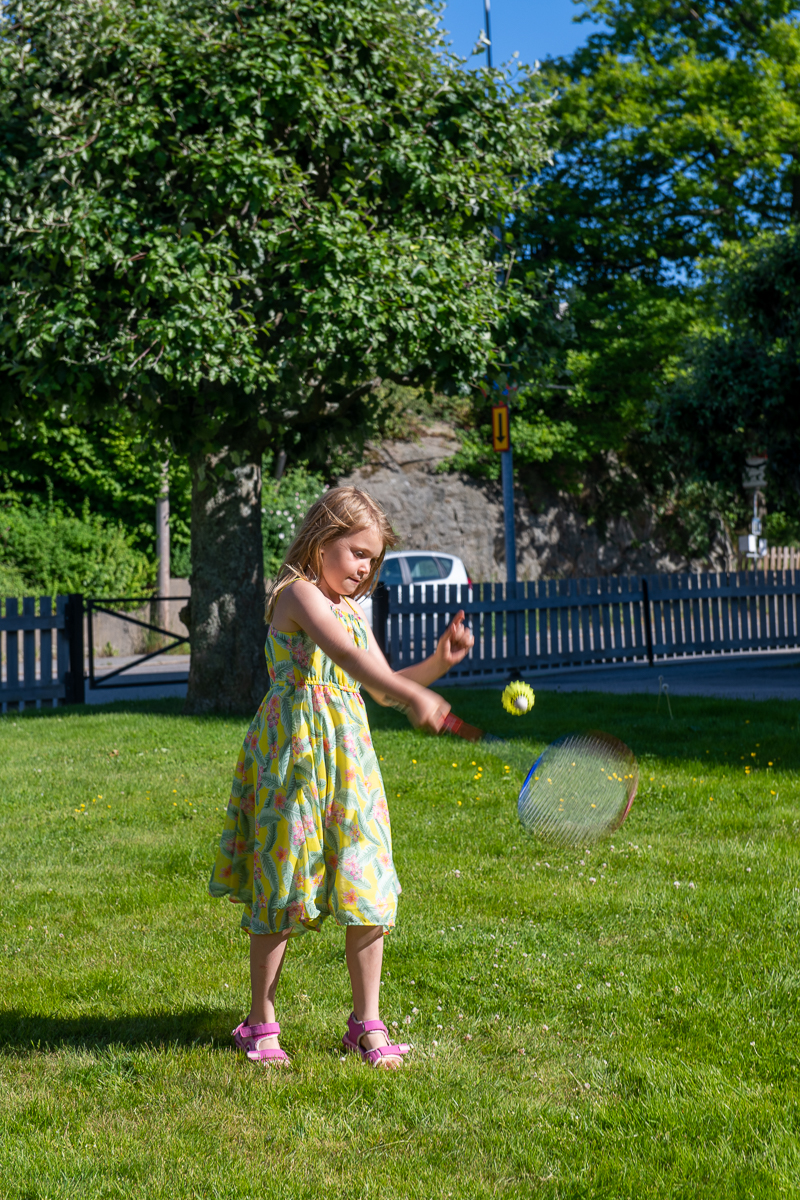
top-left (339, 425), bottom-right (731, 581)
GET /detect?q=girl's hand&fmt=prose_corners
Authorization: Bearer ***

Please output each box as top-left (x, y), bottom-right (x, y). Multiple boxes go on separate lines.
top-left (406, 688), bottom-right (451, 735)
top-left (435, 610), bottom-right (474, 669)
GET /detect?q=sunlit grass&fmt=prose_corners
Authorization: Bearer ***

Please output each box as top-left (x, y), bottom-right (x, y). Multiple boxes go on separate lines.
top-left (1, 688), bottom-right (799, 1198)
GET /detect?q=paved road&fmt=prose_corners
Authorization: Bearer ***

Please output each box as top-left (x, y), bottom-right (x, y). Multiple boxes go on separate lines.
top-left (519, 650), bottom-right (800, 702)
top-left (80, 650), bottom-right (800, 705)
top-left (83, 654), bottom-right (190, 705)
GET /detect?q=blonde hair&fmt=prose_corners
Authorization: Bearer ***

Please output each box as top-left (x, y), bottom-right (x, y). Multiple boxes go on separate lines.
top-left (265, 486), bottom-right (398, 621)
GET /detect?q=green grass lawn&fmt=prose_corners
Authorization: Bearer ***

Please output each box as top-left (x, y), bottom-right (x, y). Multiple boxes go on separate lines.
top-left (1, 687), bottom-right (799, 1199)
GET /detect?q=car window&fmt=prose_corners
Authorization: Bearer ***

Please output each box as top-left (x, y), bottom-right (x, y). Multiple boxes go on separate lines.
top-left (406, 555), bottom-right (445, 582)
top-left (379, 558), bottom-right (404, 586)
top-left (434, 556), bottom-right (454, 578)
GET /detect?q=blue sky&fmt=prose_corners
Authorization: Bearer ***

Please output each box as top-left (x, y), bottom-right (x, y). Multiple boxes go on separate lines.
top-left (439, 0), bottom-right (607, 67)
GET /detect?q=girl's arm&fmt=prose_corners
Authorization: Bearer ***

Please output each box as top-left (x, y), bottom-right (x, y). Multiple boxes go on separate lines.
top-left (359, 608), bottom-right (474, 693)
top-left (273, 581), bottom-right (450, 733)
top-left (397, 609), bottom-right (474, 687)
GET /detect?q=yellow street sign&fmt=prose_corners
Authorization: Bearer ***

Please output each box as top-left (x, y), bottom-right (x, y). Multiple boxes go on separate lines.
top-left (492, 403), bottom-right (510, 452)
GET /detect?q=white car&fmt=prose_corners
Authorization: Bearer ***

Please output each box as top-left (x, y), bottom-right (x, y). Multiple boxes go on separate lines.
top-left (359, 551), bottom-right (471, 627)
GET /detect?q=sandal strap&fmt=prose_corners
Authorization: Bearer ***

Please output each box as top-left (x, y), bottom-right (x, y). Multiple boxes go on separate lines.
top-left (363, 1042), bottom-right (410, 1064)
top-left (233, 1020), bottom-right (280, 1038)
top-left (347, 1013), bottom-right (388, 1038)
top-left (359, 1019), bottom-right (389, 1036)
top-left (245, 1047), bottom-right (290, 1063)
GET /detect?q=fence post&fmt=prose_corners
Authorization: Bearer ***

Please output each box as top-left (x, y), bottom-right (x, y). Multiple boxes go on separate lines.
top-left (642, 577), bottom-right (654, 667)
top-left (372, 582), bottom-right (390, 662)
top-left (64, 593), bottom-right (85, 704)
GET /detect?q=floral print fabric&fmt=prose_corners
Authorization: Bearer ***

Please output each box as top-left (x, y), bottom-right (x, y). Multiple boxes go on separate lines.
top-left (209, 604), bottom-right (400, 935)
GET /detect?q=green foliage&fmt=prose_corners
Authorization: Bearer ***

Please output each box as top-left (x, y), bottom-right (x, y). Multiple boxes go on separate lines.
top-left (0, 417), bottom-right (191, 557)
top-left (464, 0), bottom-right (800, 539)
top-left (0, 0), bottom-right (551, 464)
top-left (261, 463), bottom-right (327, 579)
top-left (659, 228), bottom-right (800, 520)
top-left (0, 494), bottom-right (155, 598)
top-left (539, 0), bottom-right (800, 282)
top-left (2, 692), bottom-right (800, 1195)
top-left (0, 558), bottom-right (26, 598)
top-left (765, 510), bottom-right (800, 547)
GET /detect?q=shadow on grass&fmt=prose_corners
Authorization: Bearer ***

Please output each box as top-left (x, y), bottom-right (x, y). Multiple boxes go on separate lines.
top-left (0, 1008), bottom-right (239, 1054)
top-left (6, 685), bottom-right (800, 773)
top-left (367, 688), bottom-right (800, 773)
top-left (2, 697), bottom-right (248, 723)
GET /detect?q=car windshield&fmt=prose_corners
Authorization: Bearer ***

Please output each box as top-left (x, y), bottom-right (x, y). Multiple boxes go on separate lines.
top-left (406, 555), bottom-right (451, 582)
top-left (379, 558), bottom-right (404, 586)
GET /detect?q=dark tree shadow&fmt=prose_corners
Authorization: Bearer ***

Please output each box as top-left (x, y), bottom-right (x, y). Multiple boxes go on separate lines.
top-left (4, 697), bottom-right (249, 724)
top-left (0, 1008), bottom-right (240, 1054)
top-left (368, 687), bottom-right (800, 773)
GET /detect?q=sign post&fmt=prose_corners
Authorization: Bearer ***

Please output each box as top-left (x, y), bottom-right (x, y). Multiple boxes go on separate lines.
top-left (739, 454), bottom-right (768, 566)
top-left (492, 401), bottom-right (517, 585)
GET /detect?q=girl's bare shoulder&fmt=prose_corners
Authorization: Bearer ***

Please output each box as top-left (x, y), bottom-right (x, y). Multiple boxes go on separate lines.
top-left (271, 578), bottom-right (325, 632)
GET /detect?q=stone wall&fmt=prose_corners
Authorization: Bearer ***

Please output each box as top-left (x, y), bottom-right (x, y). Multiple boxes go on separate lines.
top-left (339, 425), bottom-right (732, 580)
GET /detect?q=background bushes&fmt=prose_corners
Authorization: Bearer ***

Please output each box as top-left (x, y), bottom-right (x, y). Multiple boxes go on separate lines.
top-left (0, 494), bottom-right (155, 599)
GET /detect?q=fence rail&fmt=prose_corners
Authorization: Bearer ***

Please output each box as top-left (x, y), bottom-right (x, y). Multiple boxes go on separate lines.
top-left (373, 569), bottom-right (800, 682)
top-left (87, 595), bottom-right (190, 689)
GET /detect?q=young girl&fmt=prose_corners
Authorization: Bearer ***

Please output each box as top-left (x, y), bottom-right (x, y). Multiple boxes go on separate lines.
top-left (209, 486), bottom-right (473, 1069)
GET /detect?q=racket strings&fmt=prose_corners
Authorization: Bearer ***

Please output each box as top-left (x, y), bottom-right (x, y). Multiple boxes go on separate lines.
top-left (517, 732), bottom-right (638, 847)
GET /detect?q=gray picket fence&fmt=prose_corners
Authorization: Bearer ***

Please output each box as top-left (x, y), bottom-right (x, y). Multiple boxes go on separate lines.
top-left (1, 595), bottom-right (84, 712)
top-left (4, 570), bottom-right (800, 709)
top-left (372, 569), bottom-right (800, 681)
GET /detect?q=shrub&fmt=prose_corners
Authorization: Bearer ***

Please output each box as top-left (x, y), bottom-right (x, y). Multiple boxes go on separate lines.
top-left (0, 494), bottom-right (155, 599)
top-left (261, 467), bottom-right (327, 579)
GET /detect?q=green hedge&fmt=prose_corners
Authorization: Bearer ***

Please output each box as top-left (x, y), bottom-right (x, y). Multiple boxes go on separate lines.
top-left (0, 495), bottom-right (155, 599)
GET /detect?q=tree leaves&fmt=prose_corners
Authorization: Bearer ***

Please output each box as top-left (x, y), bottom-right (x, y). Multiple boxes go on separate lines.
top-left (0, 0), bottom-right (550, 464)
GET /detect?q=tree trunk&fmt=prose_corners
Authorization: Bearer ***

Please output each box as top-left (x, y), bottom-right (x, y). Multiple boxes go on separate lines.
top-left (184, 425), bottom-right (268, 714)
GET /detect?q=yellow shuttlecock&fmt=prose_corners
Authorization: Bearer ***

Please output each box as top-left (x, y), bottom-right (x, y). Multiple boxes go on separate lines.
top-left (501, 680), bottom-right (535, 716)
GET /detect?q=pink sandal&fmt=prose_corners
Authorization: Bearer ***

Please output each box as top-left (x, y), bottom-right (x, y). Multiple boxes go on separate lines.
top-left (232, 1020), bottom-right (290, 1066)
top-left (342, 1012), bottom-right (410, 1068)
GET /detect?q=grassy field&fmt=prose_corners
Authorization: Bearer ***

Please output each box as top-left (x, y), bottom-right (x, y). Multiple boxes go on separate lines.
top-left (1, 686), bottom-right (799, 1199)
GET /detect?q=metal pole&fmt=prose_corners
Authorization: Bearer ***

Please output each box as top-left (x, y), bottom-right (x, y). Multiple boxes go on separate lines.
top-left (501, 447), bottom-right (516, 585)
top-left (484, 0), bottom-right (492, 68)
top-left (156, 460), bottom-right (170, 635)
top-left (65, 593), bottom-right (85, 705)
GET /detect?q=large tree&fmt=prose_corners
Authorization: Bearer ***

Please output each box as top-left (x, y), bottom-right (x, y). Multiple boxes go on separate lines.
top-left (456, 0), bottom-right (800, 534)
top-left (540, 0), bottom-right (800, 279)
top-left (0, 0), bottom-right (549, 711)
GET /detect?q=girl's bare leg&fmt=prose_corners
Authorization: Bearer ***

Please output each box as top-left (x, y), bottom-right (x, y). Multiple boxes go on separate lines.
top-left (247, 929), bottom-right (291, 1051)
top-left (345, 925), bottom-right (403, 1069)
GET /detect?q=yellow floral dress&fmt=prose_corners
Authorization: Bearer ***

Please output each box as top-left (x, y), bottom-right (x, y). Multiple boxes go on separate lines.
top-left (209, 602), bottom-right (400, 935)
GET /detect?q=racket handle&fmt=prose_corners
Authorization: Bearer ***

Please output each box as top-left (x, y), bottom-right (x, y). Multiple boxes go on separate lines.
top-left (440, 711), bottom-right (484, 742)
top-left (389, 702), bottom-right (483, 743)
top-left (441, 712), bottom-right (463, 736)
